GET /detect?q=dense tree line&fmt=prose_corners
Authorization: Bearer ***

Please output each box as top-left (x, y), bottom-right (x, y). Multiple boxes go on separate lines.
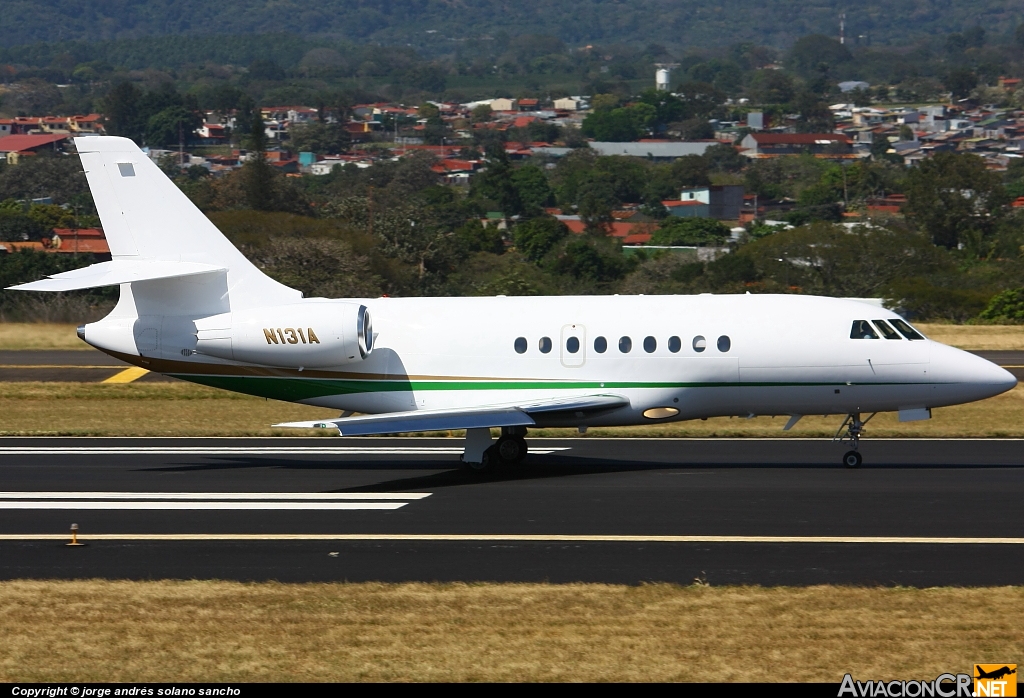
top-left (1, 1), bottom-right (1022, 54)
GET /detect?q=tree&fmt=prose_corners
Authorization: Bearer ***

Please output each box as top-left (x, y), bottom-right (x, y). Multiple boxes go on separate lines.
top-left (548, 236), bottom-right (631, 284)
top-left (470, 104), bottom-right (493, 123)
top-left (979, 288), bottom-right (1024, 322)
top-left (748, 70), bottom-right (795, 105)
top-left (145, 105), bottom-right (202, 148)
top-left (576, 174), bottom-right (617, 232)
top-left (904, 152), bottom-right (1008, 252)
top-left (785, 34), bottom-right (852, 78)
top-left (289, 122), bottom-right (351, 154)
top-left (581, 108), bottom-right (641, 141)
top-left (243, 111), bottom-right (275, 211)
top-left (472, 146), bottom-right (522, 215)
top-left (103, 81), bottom-right (145, 144)
top-left (704, 143), bottom-right (745, 173)
top-left (512, 216), bottom-right (568, 261)
top-left (651, 217), bottom-right (731, 246)
top-left (511, 165), bottom-right (553, 210)
top-left (675, 81), bottom-right (726, 119)
top-left (944, 69), bottom-right (977, 100)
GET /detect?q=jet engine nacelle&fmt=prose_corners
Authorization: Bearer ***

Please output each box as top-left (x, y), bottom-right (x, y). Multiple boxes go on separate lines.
top-left (194, 301), bottom-right (373, 368)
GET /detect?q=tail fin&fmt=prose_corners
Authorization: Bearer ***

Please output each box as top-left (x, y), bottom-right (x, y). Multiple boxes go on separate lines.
top-left (75, 136), bottom-right (298, 309)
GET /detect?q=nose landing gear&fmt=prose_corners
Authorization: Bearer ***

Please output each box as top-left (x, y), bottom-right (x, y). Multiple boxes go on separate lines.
top-left (834, 412), bottom-right (875, 468)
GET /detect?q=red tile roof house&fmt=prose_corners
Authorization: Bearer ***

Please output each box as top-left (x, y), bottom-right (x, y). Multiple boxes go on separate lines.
top-left (0, 133), bottom-right (69, 163)
top-left (1, 228), bottom-right (110, 258)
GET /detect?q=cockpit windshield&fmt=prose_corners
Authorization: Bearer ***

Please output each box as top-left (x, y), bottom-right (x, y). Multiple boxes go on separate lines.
top-left (872, 320), bottom-right (901, 340)
top-left (890, 318), bottom-right (925, 340)
top-left (850, 320), bottom-right (878, 339)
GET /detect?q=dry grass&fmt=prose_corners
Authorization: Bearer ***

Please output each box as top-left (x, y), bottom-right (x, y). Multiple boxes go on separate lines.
top-left (1, 381), bottom-right (1022, 438)
top-left (3, 322), bottom-right (1024, 351)
top-left (0, 323), bottom-right (86, 350)
top-left (917, 323), bottom-right (1024, 351)
top-left (0, 580), bottom-right (1020, 682)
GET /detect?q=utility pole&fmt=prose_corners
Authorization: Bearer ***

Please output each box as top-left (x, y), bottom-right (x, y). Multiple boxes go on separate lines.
top-left (179, 122), bottom-right (184, 168)
top-left (839, 13), bottom-right (846, 44)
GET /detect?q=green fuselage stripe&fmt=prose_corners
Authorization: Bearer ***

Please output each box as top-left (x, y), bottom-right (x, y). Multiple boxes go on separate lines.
top-left (170, 374), bottom-right (942, 403)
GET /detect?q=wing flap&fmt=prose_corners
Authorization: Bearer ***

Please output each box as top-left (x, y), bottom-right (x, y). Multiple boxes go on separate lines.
top-left (275, 406), bottom-right (535, 436)
top-left (274, 394), bottom-right (630, 435)
top-left (8, 260), bottom-right (226, 292)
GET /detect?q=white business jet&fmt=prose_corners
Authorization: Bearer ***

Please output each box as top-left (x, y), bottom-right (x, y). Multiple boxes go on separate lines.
top-left (10, 137), bottom-right (1017, 468)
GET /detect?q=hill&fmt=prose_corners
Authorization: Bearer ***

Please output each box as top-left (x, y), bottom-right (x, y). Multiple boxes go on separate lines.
top-left (1, 0), bottom-right (1021, 50)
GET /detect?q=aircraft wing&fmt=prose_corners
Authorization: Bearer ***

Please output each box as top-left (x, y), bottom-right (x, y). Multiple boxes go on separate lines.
top-left (273, 394), bottom-right (630, 436)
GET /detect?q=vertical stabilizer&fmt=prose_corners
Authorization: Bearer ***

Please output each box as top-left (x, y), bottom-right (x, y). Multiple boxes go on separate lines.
top-left (75, 136), bottom-right (299, 310)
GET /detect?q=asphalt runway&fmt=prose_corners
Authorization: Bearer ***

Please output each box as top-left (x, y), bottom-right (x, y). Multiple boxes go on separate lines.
top-left (1, 437), bottom-right (1023, 586)
top-left (2, 349), bottom-right (1022, 382)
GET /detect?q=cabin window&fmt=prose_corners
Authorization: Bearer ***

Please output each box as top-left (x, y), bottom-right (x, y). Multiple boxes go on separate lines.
top-left (514, 337), bottom-right (527, 354)
top-left (717, 335), bottom-right (731, 352)
top-left (872, 320), bottom-right (901, 340)
top-left (890, 318), bottom-right (925, 340)
top-left (850, 320), bottom-right (878, 339)
top-left (668, 336), bottom-right (681, 353)
top-left (539, 337), bottom-right (552, 353)
top-left (566, 336), bottom-right (580, 353)
top-left (594, 336), bottom-right (607, 353)
top-left (644, 336), bottom-right (657, 353)
top-left (692, 335), bottom-right (706, 353)
top-left (619, 336), bottom-right (632, 353)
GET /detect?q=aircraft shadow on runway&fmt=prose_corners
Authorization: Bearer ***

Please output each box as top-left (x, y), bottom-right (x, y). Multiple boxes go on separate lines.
top-left (133, 450), bottom-right (1023, 492)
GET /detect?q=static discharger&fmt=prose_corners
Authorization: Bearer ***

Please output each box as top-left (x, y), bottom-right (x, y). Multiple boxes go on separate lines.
top-left (66, 523), bottom-right (85, 547)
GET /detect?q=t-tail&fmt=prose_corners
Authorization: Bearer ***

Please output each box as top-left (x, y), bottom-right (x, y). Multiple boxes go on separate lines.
top-left (6, 136), bottom-right (369, 363)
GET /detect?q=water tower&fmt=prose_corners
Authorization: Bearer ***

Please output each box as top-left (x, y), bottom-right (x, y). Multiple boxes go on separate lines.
top-left (655, 63), bottom-right (678, 91)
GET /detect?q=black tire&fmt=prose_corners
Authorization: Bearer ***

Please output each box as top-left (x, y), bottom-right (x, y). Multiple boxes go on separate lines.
top-left (496, 436), bottom-right (527, 465)
top-left (465, 446), bottom-right (496, 471)
top-left (843, 450), bottom-right (862, 468)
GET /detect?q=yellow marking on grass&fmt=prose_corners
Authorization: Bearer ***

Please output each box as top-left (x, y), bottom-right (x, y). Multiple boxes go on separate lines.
top-left (101, 366), bottom-right (150, 383)
top-left (3, 533), bottom-right (1023, 544)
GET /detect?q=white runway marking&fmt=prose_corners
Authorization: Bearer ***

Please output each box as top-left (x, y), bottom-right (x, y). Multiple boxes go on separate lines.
top-left (0, 447), bottom-right (570, 456)
top-left (0, 492), bottom-right (431, 500)
top-left (1, 533), bottom-right (1023, 544)
top-left (0, 491), bottom-right (431, 510)
top-left (0, 501), bottom-right (407, 510)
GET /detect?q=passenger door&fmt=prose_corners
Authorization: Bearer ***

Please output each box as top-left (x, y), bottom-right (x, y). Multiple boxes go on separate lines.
top-left (560, 324), bottom-right (586, 368)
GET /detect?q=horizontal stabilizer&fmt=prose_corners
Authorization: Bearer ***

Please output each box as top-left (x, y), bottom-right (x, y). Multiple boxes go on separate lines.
top-left (274, 394), bottom-right (630, 435)
top-left (7, 260), bottom-right (226, 292)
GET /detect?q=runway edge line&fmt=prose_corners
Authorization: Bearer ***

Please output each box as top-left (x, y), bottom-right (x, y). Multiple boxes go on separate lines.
top-left (3, 534), bottom-right (1024, 544)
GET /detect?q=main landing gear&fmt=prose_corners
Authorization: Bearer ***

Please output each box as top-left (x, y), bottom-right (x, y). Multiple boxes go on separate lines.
top-left (462, 426), bottom-right (528, 472)
top-left (834, 413), bottom-right (875, 468)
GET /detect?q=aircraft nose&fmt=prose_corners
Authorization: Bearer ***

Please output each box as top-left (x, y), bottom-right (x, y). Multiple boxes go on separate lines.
top-left (930, 342), bottom-right (1017, 397)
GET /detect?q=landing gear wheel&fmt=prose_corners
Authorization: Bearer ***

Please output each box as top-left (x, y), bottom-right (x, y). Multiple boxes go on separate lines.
top-left (843, 450), bottom-right (862, 468)
top-left (495, 435), bottom-right (528, 465)
top-left (463, 447), bottom-right (496, 472)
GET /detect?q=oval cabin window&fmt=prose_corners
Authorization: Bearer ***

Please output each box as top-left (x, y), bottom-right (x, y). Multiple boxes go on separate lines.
top-left (514, 337), bottom-right (527, 354)
top-left (566, 336), bottom-right (580, 353)
top-left (692, 335), bottom-right (706, 353)
top-left (539, 337), bottom-right (552, 353)
top-left (643, 336), bottom-right (656, 353)
top-left (717, 335), bottom-right (731, 352)
top-left (668, 336), bottom-right (681, 353)
top-left (594, 336), bottom-right (607, 353)
top-left (619, 336), bottom-right (632, 353)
